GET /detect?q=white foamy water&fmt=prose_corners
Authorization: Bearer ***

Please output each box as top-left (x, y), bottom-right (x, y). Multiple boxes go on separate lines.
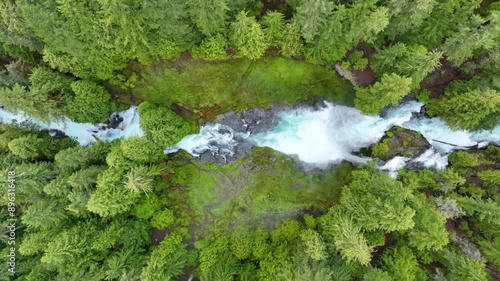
top-left (0, 106), bottom-right (144, 146)
top-left (165, 123), bottom-right (248, 157)
top-left (169, 101), bottom-right (500, 175)
top-left (380, 156), bottom-right (410, 178)
top-left (252, 101), bottom-right (422, 165)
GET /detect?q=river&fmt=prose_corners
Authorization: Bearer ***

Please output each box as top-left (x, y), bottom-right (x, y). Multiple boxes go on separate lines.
top-left (1, 101), bottom-right (499, 176)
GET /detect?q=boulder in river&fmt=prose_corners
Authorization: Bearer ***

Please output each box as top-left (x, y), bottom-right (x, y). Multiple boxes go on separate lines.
top-left (108, 114), bottom-right (124, 129)
top-left (370, 126), bottom-right (431, 160)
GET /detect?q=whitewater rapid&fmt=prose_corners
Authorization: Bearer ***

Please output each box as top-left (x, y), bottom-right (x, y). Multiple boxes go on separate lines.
top-left (169, 101), bottom-right (500, 175)
top-left (1, 101), bottom-right (499, 177)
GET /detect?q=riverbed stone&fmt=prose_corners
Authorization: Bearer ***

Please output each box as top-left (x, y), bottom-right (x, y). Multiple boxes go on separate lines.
top-left (371, 126), bottom-right (431, 160)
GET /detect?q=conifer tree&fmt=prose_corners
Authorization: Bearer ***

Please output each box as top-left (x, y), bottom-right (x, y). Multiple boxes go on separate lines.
top-left (355, 73), bottom-right (412, 115)
top-left (320, 208), bottom-right (373, 265)
top-left (295, 0), bottom-right (334, 42)
top-left (441, 13), bottom-right (499, 66)
top-left (186, 0), bottom-right (229, 37)
top-left (230, 11), bottom-right (268, 60)
top-left (262, 11), bottom-right (286, 47)
top-left (427, 88), bottom-right (500, 130)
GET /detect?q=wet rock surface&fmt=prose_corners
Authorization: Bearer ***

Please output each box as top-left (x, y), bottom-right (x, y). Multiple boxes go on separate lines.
top-left (48, 129), bottom-right (68, 139)
top-left (216, 107), bottom-right (283, 135)
top-left (387, 127), bottom-right (431, 158)
top-left (371, 126), bottom-right (431, 161)
top-left (404, 160), bottom-right (428, 170)
top-left (108, 113), bottom-right (124, 129)
top-left (192, 103), bottom-right (318, 164)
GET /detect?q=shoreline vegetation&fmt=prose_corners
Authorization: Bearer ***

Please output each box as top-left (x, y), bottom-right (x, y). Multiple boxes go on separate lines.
top-left (0, 0), bottom-right (499, 280)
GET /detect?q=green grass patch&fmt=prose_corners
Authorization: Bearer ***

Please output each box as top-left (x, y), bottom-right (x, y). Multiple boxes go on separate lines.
top-left (131, 56), bottom-right (354, 117)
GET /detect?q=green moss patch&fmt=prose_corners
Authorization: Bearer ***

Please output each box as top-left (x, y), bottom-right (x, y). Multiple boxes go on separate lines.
top-left (131, 56), bottom-right (354, 118)
top-left (164, 148), bottom-right (353, 236)
top-left (370, 126), bottom-right (430, 160)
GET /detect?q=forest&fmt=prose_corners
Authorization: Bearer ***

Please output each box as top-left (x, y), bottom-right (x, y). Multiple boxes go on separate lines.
top-left (0, 0), bottom-right (499, 280)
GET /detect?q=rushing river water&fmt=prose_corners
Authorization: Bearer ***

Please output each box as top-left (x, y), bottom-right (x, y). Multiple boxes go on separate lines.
top-left (169, 101), bottom-right (500, 175)
top-left (0, 106), bottom-right (144, 145)
top-left (1, 101), bottom-right (499, 176)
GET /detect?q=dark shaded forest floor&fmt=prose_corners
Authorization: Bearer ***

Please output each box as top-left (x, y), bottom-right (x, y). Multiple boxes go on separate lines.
top-left (421, 59), bottom-right (471, 98)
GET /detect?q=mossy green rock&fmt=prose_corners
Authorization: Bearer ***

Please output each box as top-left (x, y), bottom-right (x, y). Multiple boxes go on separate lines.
top-left (371, 126), bottom-right (430, 160)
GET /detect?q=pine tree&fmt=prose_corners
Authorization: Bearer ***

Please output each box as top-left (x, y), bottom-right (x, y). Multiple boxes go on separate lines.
top-left (382, 246), bottom-right (419, 281)
top-left (229, 11), bottom-right (268, 60)
top-left (384, 0), bottom-right (437, 39)
top-left (0, 66), bottom-right (72, 121)
top-left (21, 199), bottom-right (68, 229)
top-left (54, 146), bottom-right (91, 174)
top-left (303, 5), bottom-right (350, 63)
top-left (138, 102), bottom-right (191, 148)
top-left (87, 168), bottom-right (139, 217)
top-left (478, 170), bottom-right (500, 188)
top-left (120, 137), bottom-right (165, 164)
top-left (230, 227), bottom-right (254, 260)
top-left (0, 2), bottom-right (44, 53)
top-left (67, 166), bottom-right (103, 191)
top-left (19, 230), bottom-right (54, 256)
top-left (104, 247), bottom-right (144, 280)
top-left (339, 168), bottom-right (416, 232)
top-left (295, 0), bottom-right (334, 42)
top-left (320, 208), bottom-right (373, 265)
top-left (300, 229), bottom-right (327, 261)
top-left (191, 34), bottom-right (229, 61)
top-left (7, 134), bottom-right (46, 160)
top-left (436, 248), bottom-right (488, 281)
top-left (344, 0), bottom-right (389, 45)
top-left (363, 268), bottom-right (393, 281)
top-left (40, 222), bottom-right (97, 270)
top-left (426, 88), bottom-right (500, 130)
top-left (123, 165), bottom-right (162, 194)
top-left (67, 80), bottom-right (116, 123)
top-left (140, 232), bottom-right (189, 281)
top-left (372, 43), bottom-right (442, 89)
top-left (400, 0), bottom-right (482, 49)
top-left (186, 0), bottom-right (229, 37)
top-left (280, 19), bottom-right (303, 58)
top-left (262, 11), bottom-right (286, 47)
top-left (150, 208), bottom-right (175, 229)
top-left (355, 73), bottom-right (412, 115)
top-left (6, 162), bottom-right (57, 204)
top-left (407, 195), bottom-right (449, 251)
top-left (441, 13), bottom-right (499, 66)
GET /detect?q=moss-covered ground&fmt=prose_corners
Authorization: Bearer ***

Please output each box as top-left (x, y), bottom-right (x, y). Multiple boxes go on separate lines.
top-left (159, 148), bottom-right (353, 238)
top-left (130, 56), bottom-right (354, 119)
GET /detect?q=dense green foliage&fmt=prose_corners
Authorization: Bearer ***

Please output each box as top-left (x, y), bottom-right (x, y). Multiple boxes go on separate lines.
top-left (355, 73), bottom-right (412, 114)
top-left (1, 0), bottom-right (499, 280)
top-left (67, 80), bottom-right (116, 123)
top-left (427, 88), bottom-right (500, 130)
top-left (137, 102), bottom-right (192, 148)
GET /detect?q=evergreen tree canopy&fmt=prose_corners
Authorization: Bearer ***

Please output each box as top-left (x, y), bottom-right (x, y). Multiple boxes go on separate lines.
top-left (230, 11), bottom-right (268, 60)
top-left (355, 73), bottom-right (412, 115)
